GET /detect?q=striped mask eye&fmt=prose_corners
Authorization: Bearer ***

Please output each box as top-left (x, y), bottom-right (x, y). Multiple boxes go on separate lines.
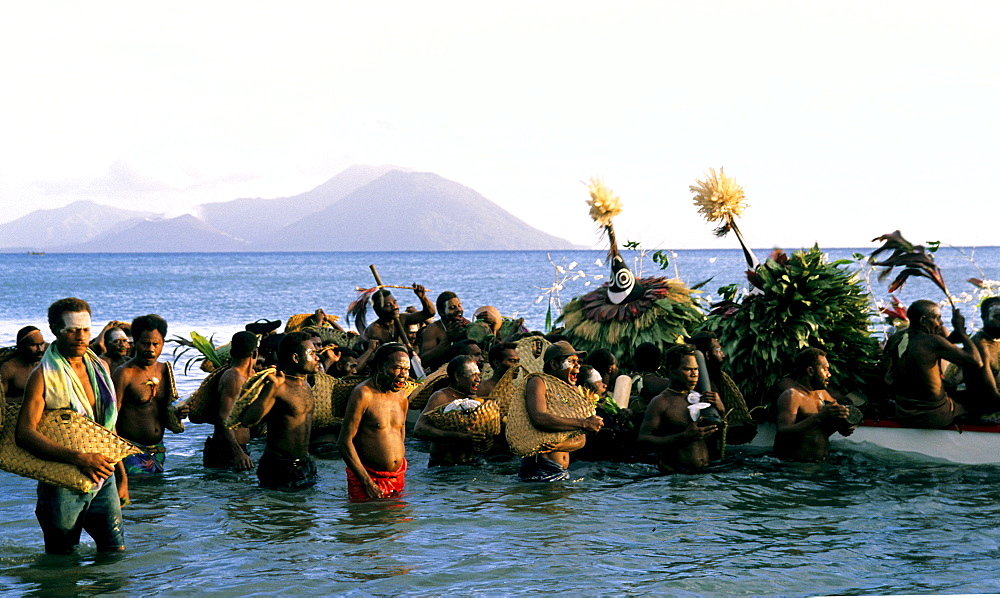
top-left (613, 267), bottom-right (634, 290)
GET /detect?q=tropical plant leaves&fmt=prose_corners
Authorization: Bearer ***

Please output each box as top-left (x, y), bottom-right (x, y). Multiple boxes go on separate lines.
top-left (699, 245), bottom-right (881, 409)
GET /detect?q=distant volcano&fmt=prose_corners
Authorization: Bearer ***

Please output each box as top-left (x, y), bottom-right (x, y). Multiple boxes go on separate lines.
top-left (0, 166), bottom-right (577, 252)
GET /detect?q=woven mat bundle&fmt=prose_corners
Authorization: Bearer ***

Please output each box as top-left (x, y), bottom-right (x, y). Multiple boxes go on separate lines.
top-left (185, 367), bottom-right (228, 424)
top-left (504, 372), bottom-right (596, 457)
top-left (515, 336), bottom-right (550, 374)
top-left (328, 375), bottom-right (366, 419)
top-left (0, 407), bottom-right (141, 493)
top-left (426, 399), bottom-right (501, 452)
top-left (487, 365), bottom-right (529, 415)
top-left (223, 367), bottom-right (277, 429)
top-left (311, 371), bottom-right (339, 428)
top-left (300, 325), bottom-right (354, 348)
top-left (163, 366), bottom-right (184, 433)
top-left (408, 365), bottom-right (449, 411)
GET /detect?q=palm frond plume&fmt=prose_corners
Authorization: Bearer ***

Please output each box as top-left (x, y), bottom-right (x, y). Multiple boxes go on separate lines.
top-left (586, 176), bottom-right (624, 261)
top-left (869, 230), bottom-right (954, 308)
top-left (690, 168), bottom-right (758, 269)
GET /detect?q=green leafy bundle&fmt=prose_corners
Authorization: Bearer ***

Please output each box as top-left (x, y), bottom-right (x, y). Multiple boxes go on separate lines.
top-left (699, 246), bottom-right (881, 409)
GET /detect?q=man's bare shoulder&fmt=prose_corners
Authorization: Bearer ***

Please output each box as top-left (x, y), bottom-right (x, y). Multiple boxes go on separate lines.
top-left (423, 389), bottom-right (452, 411)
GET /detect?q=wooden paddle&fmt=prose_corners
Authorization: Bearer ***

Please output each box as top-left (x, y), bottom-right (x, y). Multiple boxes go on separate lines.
top-left (369, 264), bottom-right (426, 378)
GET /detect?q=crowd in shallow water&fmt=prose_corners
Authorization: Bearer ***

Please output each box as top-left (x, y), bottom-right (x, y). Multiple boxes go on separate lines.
top-left (3, 284), bottom-right (1000, 554)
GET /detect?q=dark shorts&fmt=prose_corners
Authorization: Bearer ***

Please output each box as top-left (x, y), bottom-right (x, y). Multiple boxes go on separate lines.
top-left (257, 452), bottom-right (318, 490)
top-left (35, 474), bottom-right (125, 554)
top-left (518, 455), bottom-right (569, 482)
top-left (203, 435), bottom-right (250, 469)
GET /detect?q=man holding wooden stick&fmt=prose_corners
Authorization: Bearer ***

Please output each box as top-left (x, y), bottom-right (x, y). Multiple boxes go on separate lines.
top-left (361, 283), bottom-right (434, 347)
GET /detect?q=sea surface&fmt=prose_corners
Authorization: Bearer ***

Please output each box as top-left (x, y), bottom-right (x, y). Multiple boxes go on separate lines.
top-left (2, 248), bottom-right (1000, 595)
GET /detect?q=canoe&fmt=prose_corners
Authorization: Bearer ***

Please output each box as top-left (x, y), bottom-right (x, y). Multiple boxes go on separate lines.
top-left (751, 420), bottom-right (1000, 465)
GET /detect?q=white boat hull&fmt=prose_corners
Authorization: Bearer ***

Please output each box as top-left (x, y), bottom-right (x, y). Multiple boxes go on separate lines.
top-left (750, 421), bottom-right (1000, 465)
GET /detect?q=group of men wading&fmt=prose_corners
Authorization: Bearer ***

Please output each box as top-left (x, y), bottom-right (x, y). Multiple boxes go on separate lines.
top-left (5, 292), bottom-right (1000, 555)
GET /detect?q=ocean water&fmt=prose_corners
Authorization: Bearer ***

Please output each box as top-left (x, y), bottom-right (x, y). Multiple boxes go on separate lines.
top-left (2, 247), bottom-right (1000, 595)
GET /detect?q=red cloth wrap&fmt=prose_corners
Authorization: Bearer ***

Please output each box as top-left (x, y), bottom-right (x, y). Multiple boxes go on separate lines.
top-left (346, 458), bottom-right (407, 501)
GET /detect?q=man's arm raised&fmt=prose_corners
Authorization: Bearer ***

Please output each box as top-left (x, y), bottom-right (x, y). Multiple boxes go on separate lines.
top-left (401, 283), bottom-right (435, 326)
top-left (15, 369), bottom-right (115, 484)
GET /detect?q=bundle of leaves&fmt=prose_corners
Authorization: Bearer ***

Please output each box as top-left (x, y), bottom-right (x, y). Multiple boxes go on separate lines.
top-left (558, 276), bottom-right (704, 366)
top-left (699, 246), bottom-right (881, 409)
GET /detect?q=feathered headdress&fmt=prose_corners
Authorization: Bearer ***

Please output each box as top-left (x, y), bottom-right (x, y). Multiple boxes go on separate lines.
top-left (691, 168), bottom-right (759, 270)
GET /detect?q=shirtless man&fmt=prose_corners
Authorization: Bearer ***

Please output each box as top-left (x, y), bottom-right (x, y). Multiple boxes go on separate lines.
top-left (203, 331), bottom-right (258, 471)
top-left (16, 298), bottom-right (125, 554)
top-left (951, 297), bottom-right (1000, 413)
top-left (478, 342), bottom-right (519, 397)
top-left (633, 342), bottom-right (670, 410)
top-left (89, 319), bottom-right (131, 357)
top-left (519, 341), bottom-right (604, 482)
top-left (414, 355), bottom-right (489, 466)
top-left (637, 344), bottom-right (725, 474)
top-left (337, 343), bottom-right (410, 500)
top-left (1, 326), bottom-right (46, 404)
top-left (773, 348), bottom-right (853, 462)
top-left (100, 327), bottom-right (130, 373)
top-left (885, 300), bottom-right (982, 428)
top-left (114, 314), bottom-right (178, 478)
top-left (421, 291), bottom-right (471, 371)
top-left (362, 285), bottom-right (434, 346)
top-left (241, 331), bottom-right (320, 489)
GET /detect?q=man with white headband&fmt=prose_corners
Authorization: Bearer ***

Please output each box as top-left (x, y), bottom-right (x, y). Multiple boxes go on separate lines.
top-left (16, 297), bottom-right (126, 554)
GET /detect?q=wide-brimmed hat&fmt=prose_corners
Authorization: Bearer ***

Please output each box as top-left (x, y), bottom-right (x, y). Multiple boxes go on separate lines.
top-left (542, 340), bottom-right (587, 363)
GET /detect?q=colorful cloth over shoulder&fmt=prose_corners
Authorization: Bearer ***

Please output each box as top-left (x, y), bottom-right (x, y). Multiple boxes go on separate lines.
top-left (40, 344), bottom-right (117, 430)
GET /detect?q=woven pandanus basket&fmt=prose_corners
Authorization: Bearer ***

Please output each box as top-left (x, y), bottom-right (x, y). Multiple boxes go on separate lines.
top-left (488, 364), bottom-right (529, 415)
top-left (407, 365), bottom-right (449, 411)
top-left (163, 365), bottom-right (185, 433)
top-left (0, 407), bottom-right (141, 493)
top-left (503, 372), bottom-right (596, 457)
top-left (311, 371), bottom-right (339, 428)
top-left (223, 367), bottom-right (277, 429)
top-left (516, 336), bottom-right (550, 374)
top-left (329, 375), bottom-right (367, 419)
top-left (425, 399), bottom-right (502, 452)
top-left (184, 367), bottom-right (228, 424)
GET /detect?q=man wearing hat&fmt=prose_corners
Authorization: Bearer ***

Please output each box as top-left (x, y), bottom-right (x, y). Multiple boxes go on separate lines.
top-left (519, 341), bottom-right (604, 482)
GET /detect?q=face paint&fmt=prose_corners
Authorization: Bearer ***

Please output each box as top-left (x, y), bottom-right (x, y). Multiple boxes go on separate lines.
top-left (61, 312), bottom-right (92, 334)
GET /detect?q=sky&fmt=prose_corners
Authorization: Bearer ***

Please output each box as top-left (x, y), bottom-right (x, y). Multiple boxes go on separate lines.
top-left (1, 1), bottom-right (998, 250)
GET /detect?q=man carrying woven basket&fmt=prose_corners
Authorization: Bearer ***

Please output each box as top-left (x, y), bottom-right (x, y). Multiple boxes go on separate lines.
top-left (414, 355), bottom-right (489, 466)
top-left (16, 298), bottom-right (126, 554)
top-left (519, 341), bottom-right (604, 482)
top-left (241, 331), bottom-right (320, 489)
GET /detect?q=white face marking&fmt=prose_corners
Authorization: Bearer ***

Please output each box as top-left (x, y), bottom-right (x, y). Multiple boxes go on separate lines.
top-left (61, 312), bottom-right (92, 333)
top-left (109, 329), bottom-right (127, 342)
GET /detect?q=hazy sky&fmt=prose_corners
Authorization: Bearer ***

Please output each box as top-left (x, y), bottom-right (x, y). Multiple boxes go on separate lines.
top-left (1, 1), bottom-right (997, 250)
